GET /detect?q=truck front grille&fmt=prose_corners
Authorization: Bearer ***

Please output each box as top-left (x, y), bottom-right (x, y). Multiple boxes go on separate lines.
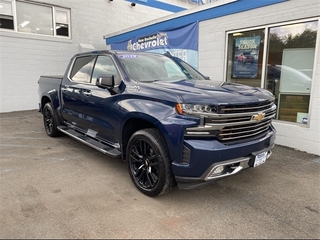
top-left (216, 119), bottom-right (272, 141)
top-left (185, 100), bottom-right (276, 142)
top-left (213, 100), bottom-right (276, 141)
top-left (217, 100), bottom-right (274, 114)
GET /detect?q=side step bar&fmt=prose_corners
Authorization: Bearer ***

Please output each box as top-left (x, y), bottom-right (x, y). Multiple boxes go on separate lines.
top-left (57, 126), bottom-right (121, 158)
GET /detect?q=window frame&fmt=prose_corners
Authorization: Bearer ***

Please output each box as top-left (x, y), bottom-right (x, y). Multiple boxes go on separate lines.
top-left (92, 55), bottom-right (121, 85)
top-left (0, 0), bottom-right (16, 31)
top-left (69, 55), bottom-right (97, 84)
top-left (224, 17), bottom-right (320, 127)
top-left (53, 6), bottom-right (70, 37)
top-left (225, 27), bottom-right (266, 88)
top-left (0, 0), bottom-right (71, 39)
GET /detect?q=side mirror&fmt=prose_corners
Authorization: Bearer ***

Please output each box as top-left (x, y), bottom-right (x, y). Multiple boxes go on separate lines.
top-left (204, 76), bottom-right (210, 80)
top-left (96, 75), bottom-right (115, 89)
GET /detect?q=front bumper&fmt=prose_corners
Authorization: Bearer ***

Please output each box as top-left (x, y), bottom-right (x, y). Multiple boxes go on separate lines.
top-left (172, 127), bottom-right (276, 190)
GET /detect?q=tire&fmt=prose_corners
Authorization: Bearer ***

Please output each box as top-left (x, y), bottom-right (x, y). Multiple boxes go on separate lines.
top-left (43, 102), bottom-right (60, 137)
top-left (126, 128), bottom-right (176, 197)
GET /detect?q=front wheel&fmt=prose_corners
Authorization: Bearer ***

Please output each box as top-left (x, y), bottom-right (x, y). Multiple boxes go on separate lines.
top-left (43, 102), bottom-right (60, 137)
top-left (126, 128), bottom-right (176, 197)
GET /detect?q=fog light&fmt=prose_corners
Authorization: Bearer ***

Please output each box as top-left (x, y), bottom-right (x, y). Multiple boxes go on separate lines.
top-left (205, 165), bottom-right (225, 181)
top-left (212, 166), bottom-right (224, 174)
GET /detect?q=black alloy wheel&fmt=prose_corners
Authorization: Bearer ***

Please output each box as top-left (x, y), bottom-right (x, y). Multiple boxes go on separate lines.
top-left (127, 128), bottom-right (176, 197)
top-left (43, 102), bottom-right (59, 137)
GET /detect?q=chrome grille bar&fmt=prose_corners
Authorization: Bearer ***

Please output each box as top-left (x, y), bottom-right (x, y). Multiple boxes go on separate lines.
top-left (217, 126), bottom-right (270, 141)
top-left (218, 101), bottom-right (274, 113)
top-left (218, 119), bottom-right (272, 134)
top-left (218, 123), bottom-right (270, 137)
top-left (184, 101), bottom-right (276, 141)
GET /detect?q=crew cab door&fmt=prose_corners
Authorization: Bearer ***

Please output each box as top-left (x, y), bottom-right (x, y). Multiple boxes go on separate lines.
top-left (80, 55), bottom-right (122, 145)
top-left (61, 55), bottom-right (96, 131)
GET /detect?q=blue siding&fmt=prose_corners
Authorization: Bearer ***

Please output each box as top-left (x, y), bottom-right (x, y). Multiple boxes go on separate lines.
top-left (105, 0), bottom-right (287, 45)
top-left (125, 0), bottom-right (187, 12)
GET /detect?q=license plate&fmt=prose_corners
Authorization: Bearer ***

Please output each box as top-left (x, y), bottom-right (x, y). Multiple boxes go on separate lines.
top-left (254, 151), bottom-right (267, 167)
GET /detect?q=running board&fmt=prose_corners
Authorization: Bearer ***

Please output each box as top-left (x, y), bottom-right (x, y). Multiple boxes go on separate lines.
top-left (57, 126), bottom-right (121, 158)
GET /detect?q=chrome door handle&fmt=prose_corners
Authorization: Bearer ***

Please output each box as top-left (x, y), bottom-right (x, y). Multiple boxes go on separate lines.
top-left (61, 85), bottom-right (68, 92)
top-left (83, 91), bottom-right (91, 96)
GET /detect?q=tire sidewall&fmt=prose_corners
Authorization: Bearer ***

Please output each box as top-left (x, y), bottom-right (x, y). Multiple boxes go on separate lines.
top-left (126, 129), bottom-right (168, 197)
top-left (43, 102), bottom-right (58, 137)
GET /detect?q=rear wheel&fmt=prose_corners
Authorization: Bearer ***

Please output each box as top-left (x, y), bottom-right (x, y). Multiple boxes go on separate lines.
top-left (126, 128), bottom-right (176, 197)
top-left (43, 102), bottom-right (59, 137)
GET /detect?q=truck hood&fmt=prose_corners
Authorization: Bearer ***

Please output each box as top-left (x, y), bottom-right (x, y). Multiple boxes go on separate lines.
top-left (148, 79), bottom-right (274, 104)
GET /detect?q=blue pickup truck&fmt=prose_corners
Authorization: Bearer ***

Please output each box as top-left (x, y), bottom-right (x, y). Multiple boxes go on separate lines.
top-left (38, 50), bottom-right (276, 197)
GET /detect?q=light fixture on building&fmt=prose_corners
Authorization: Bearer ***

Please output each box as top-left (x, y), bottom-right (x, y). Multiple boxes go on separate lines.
top-left (109, 0), bottom-right (113, 1)
top-left (233, 33), bottom-right (244, 36)
top-left (131, 2), bottom-right (136, 7)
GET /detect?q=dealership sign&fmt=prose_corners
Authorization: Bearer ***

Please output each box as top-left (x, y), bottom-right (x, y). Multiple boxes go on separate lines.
top-left (127, 33), bottom-right (169, 51)
top-left (111, 22), bottom-right (199, 68)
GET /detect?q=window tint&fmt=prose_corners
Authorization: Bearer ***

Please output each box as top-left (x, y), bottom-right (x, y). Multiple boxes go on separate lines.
top-left (92, 56), bottom-right (118, 84)
top-left (119, 54), bottom-right (189, 82)
top-left (173, 58), bottom-right (206, 80)
top-left (70, 56), bottom-right (96, 83)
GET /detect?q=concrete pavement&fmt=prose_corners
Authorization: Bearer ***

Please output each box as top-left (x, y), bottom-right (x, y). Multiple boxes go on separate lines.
top-left (0, 110), bottom-right (319, 239)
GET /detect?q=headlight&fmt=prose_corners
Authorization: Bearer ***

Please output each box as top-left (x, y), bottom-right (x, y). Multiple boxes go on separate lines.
top-left (176, 103), bottom-right (217, 115)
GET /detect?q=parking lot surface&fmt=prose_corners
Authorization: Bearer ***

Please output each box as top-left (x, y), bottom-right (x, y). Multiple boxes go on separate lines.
top-left (0, 110), bottom-right (319, 239)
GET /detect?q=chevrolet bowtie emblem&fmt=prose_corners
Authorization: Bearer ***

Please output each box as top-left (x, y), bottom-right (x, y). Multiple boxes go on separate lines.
top-left (252, 113), bottom-right (265, 121)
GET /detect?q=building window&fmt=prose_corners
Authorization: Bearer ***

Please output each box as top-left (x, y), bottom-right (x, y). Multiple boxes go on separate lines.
top-left (0, 0), bottom-right (14, 30)
top-left (55, 9), bottom-right (69, 37)
top-left (16, 1), bottom-right (53, 35)
top-left (0, 0), bottom-right (70, 38)
top-left (266, 20), bottom-right (318, 123)
top-left (226, 29), bottom-right (265, 88)
top-left (226, 19), bottom-right (318, 124)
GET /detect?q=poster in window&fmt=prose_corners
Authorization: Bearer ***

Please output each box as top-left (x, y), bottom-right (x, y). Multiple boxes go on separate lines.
top-left (278, 94), bottom-right (310, 123)
top-left (233, 36), bottom-right (260, 78)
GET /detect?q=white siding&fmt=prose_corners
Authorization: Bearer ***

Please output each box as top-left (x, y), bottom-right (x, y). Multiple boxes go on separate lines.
top-left (198, 0), bottom-right (320, 155)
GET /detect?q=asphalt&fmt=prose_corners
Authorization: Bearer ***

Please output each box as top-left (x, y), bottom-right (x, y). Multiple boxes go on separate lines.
top-left (0, 110), bottom-right (319, 239)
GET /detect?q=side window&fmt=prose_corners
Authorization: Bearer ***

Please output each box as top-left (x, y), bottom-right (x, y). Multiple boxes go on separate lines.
top-left (70, 56), bottom-right (96, 83)
top-left (92, 56), bottom-right (118, 84)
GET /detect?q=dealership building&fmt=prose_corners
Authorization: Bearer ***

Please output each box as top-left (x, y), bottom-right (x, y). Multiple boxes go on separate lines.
top-left (0, 0), bottom-right (319, 155)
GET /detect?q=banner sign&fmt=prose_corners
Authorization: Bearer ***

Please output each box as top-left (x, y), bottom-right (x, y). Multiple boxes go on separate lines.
top-left (111, 22), bottom-right (199, 68)
top-left (232, 36), bottom-right (261, 78)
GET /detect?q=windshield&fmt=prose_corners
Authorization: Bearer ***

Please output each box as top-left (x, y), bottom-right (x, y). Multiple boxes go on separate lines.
top-left (117, 53), bottom-right (205, 82)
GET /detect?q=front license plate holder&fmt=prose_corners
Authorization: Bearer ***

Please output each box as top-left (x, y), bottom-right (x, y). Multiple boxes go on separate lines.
top-left (249, 151), bottom-right (268, 168)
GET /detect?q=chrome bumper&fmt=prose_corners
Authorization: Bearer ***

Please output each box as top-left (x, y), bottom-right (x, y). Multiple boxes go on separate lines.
top-left (175, 147), bottom-right (273, 190)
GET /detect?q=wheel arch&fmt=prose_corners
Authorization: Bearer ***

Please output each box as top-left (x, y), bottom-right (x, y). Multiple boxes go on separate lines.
top-left (121, 116), bottom-right (170, 161)
top-left (41, 96), bottom-right (51, 112)
top-left (40, 92), bottom-right (64, 125)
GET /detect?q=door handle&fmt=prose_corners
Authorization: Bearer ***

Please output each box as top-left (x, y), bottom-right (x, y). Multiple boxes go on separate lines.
top-left (83, 91), bottom-right (92, 97)
top-left (61, 85), bottom-right (68, 92)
